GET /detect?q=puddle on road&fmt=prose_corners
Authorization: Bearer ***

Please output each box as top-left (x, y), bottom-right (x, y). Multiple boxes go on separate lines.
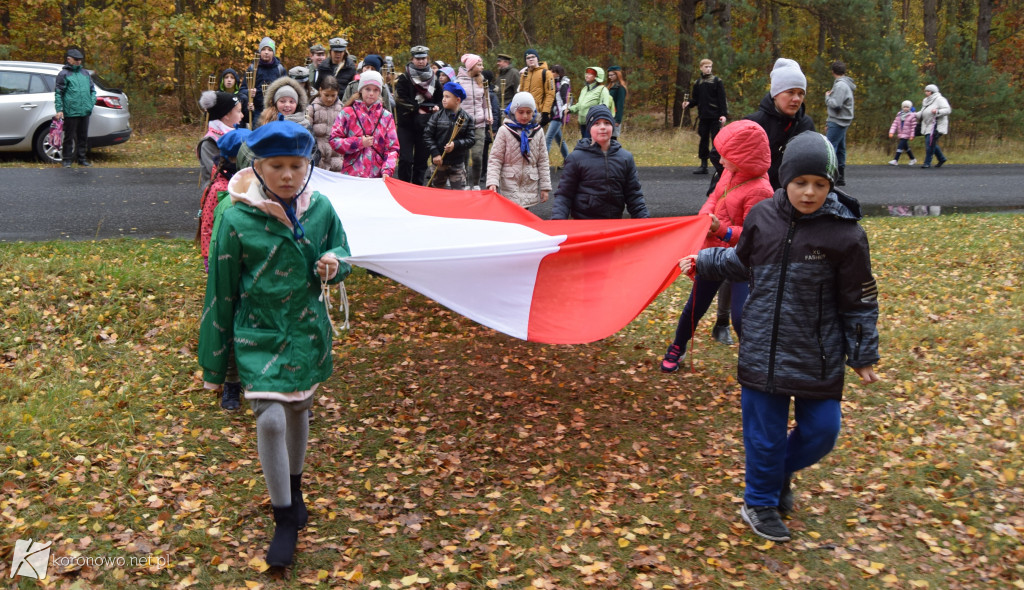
top-left (864, 205), bottom-right (1024, 217)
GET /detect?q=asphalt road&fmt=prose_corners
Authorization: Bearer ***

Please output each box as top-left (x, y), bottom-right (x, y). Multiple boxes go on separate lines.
top-left (2, 164), bottom-right (1023, 242)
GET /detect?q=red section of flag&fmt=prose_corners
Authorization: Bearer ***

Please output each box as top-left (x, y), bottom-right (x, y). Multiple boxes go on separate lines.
top-left (383, 177), bottom-right (541, 223)
top-left (528, 216), bottom-right (711, 343)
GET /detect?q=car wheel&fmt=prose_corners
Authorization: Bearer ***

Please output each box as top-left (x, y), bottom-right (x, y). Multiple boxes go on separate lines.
top-left (33, 126), bottom-right (71, 163)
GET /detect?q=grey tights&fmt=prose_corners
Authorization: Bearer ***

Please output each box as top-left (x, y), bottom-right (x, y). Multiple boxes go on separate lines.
top-left (252, 397), bottom-right (312, 507)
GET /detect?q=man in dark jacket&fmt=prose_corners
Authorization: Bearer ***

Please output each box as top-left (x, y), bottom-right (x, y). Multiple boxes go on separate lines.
top-left (317, 37), bottom-right (356, 89)
top-left (550, 105), bottom-right (649, 220)
top-left (394, 45), bottom-right (442, 185)
top-left (246, 37), bottom-right (288, 125)
top-left (54, 48), bottom-right (96, 168)
top-left (681, 58), bottom-right (728, 174)
top-left (494, 54), bottom-right (519, 115)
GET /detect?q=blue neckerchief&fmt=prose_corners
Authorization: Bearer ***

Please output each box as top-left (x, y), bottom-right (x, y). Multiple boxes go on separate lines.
top-left (504, 119), bottom-right (537, 158)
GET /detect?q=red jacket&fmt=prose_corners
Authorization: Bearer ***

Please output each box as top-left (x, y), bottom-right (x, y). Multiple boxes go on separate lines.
top-left (698, 120), bottom-right (772, 249)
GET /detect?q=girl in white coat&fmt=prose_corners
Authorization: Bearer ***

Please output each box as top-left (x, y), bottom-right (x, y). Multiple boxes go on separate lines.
top-left (485, 92), bottom-right (551, 208)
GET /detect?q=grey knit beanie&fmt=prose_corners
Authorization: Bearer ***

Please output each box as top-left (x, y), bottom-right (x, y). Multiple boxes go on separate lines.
top-left (769, 58), bottom-right (807, 97)
top-left (779, 131), bottom-right (837, 190)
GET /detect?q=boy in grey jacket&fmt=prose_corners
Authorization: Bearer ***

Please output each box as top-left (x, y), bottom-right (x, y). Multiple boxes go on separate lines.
top-left (679, 131), bottom-right (879, 543)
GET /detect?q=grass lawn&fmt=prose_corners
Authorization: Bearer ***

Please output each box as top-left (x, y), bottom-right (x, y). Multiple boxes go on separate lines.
top-left (1, 214), bottom-right (1021, 588)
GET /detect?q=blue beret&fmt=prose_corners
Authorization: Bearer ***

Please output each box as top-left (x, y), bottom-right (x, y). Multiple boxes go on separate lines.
top-left (443, 82), bottom-right (466, 101)
top-left (217, 128), bottom-right (251, 159)
top-left (245, 120), bottom-right (315, 159)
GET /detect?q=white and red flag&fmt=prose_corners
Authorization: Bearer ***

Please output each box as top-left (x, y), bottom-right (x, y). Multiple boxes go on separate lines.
top-left (312, 170), bottom-right (710, 344)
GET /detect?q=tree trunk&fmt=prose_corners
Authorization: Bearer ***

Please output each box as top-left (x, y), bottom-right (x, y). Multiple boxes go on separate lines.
top-left (269, 0), bottom-right (285, 23)
top-left (975, 0), bottom-right (992, 64)
top-left (718, 0), bottom-right (732, 44)
top-left (769, 1), bottom-right (781, 62)
top-left (485, 0), bottom-right (499, 50)
top-left (523, 0), bottom-right (537, 45)
top-left (411, 0), bottom-right (428, 46)
top-left (673, 0), bottom-right (697, 128)
top-left (464, 0), bottom-right (477, 50)
top-left (174, 0), bottom-right (188, 120)
top-left (818, 15), bottom-right (827, 56)
top-left (901, 0), bottom-right (910, 35)
top-left (923, 0), bottom-right (939, 58)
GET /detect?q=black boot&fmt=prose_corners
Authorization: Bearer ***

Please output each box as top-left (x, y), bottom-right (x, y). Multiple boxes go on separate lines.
top-left (266, 504), bottom-right (299, 568)
top-left (77, 159), bottom-right (92, 167)
top-left (835, 165), bottom-right (846, 186)
top-left (692, 159), bottom-right (709, 174)
top-left (290, 473), bottom-right (307, 529)
top-left (711, 324), bottom-right (734, 345)
top-left (220, 382), bottom-right (241, 411)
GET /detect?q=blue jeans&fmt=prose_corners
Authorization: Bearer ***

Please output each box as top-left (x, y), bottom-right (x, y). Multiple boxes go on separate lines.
top-left (671, 277), bottom-right (748, 349)
top-left (825, 122), bottom-right (848, 168)
top-left (545, 119), bottom-right (569, 160)
top-left (924, 132), bottom-right (946, 166)
top-left (741, 386), bottom-right (841, 506)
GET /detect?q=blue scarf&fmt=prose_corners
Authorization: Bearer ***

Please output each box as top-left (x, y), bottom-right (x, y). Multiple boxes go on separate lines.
top-left (504, 119), bottom-right (538, 159)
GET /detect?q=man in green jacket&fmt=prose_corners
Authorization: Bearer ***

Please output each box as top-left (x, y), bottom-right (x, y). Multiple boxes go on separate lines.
top-left (54, 48), bottom-right (96, 168)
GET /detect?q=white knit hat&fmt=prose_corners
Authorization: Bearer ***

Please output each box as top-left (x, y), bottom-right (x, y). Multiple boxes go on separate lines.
top-left (509, 91), bottom-right (536, 113)
top-left (769, 58), bottom-right (807, 97)
top-left (358, 71), bottom-right (383, 91)
top-left (902, 100), bottom-right (913, 108)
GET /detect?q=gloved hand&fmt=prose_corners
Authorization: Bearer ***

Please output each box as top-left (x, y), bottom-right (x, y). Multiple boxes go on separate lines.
top-left (540, 112), bottom-right (551, 126)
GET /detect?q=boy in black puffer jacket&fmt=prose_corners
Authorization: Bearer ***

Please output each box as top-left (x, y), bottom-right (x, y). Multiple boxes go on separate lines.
top-left (550, 105), bottom-right (649, 220)
top-left (680, 131), bottom-right (880, 544)
top-left (424, 82), bottom-right (476, 190)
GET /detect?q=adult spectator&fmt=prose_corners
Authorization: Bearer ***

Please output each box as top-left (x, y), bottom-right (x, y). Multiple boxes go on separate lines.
top-left (495, 53), bottom-right (519, 113)
top-left (246, 37), bottom-right (287, 125)
top-left (318, 37), bottom-right (357, 89)
top-left (606, 66), bottom-right (627, 136)
top-left (394, 45), bottom-right (442, 185)
top-left (824, 60), bottom-right (855, 185)
top-left (456, 53), bottom-right (492, 190)
top-left (919, 84), bottom-right (951, 168)
top-left (307, 43), bottom-right (327, 95)
top-left (545, 64), bottom-right (572, 164)
top-left (681, 59), bottom-right (728, 174)
top-left (54, 48), bottom-right (96, 168)
top-left (518, 49), bottom-right (555, 127)
top-left (551, 105), bottom-right (649, 220)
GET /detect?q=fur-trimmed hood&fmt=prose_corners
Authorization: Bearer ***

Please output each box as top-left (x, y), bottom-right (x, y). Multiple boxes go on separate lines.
top-left (263, 76), bottom-right (309, 112)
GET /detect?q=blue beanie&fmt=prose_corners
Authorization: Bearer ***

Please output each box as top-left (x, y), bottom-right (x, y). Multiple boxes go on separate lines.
top-left (585, 104), bottom-right (615, 132)
top-left (443, 81), bottom-right (466, 101)
top-left (217, 128), bottom-right (251, 159)
top-left (362, 54), bottom-right (383, 71)
top-left (245, 120), bottom-right (315, 159)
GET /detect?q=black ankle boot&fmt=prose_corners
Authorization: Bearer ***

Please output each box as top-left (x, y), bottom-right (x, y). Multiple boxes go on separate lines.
top-left (266, 504), bottom-right (299, 567)
top-left (835, 165), bottom-right (846, 186)
top-left (693, 159), bottom-right (709, 174)
top-left (290, 473), bottom-right (307, 529)
top-left (220, 382), bottom-right (241, 411)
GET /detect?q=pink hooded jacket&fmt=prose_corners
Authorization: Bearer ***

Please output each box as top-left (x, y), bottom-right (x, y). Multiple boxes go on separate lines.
top-left (697, 120), bottom-right (773, 249)
top-left (889, 110), bottom-right (918, 140)
top-left (328, 99), bottom-right (399, 178)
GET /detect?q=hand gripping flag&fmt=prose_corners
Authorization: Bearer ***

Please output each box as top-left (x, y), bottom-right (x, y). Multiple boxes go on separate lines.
top-left (310, 169), bottom-right (711, 344)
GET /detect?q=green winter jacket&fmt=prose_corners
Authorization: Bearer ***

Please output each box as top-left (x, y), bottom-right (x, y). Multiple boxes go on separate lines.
top-left (568, 66), bottom-right (613, 123)
top-left (198, 168), bottom-right (352, 393)
top-left (55, 64), bottom-right (96, 118)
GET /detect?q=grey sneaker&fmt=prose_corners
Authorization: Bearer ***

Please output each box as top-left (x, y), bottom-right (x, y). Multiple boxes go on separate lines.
top-left (740, 503), bottom-right (791, 542)
top-left (712, 324), bottom-right (734, 345)
top-left (778, 474), bottom-right (794, 516)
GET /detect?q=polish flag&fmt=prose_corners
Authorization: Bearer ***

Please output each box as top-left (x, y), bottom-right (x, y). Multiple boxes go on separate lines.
top-left (311, 170), bottom-right (710, 344)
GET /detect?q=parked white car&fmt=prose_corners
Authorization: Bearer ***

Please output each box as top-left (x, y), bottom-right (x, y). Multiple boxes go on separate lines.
top-left (0, 60), bottom-right (131, 162)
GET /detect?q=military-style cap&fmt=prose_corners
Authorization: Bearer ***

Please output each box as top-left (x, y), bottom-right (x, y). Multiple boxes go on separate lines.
top-left (329, 37), bottom-right (348, 51)
top-left (410, 45), bottom-right (429, 58)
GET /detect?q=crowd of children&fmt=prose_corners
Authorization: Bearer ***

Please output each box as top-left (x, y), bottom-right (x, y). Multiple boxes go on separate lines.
top-left (194, 47), bottom-right (889, 566)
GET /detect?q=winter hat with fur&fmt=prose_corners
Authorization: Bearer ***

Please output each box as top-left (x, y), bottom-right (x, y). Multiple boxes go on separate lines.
top-left (769, 58), bottom-right (806, 97)
top-left (200, 91), bottom-right (239, 121)
top-left (779, 131), bottom-right (837, 191)
top-left (901, 100), bottom-right (913, 109)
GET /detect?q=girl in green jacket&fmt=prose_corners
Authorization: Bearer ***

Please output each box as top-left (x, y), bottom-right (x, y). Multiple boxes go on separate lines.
top-left (568, 66), bottom-right (614, 139)
top-left (198, 120), bottom-right (351, 569)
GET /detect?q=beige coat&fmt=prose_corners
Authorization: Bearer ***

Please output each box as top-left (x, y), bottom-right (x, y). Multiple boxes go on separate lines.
top-left (485, 122), bottom-right (551, 208)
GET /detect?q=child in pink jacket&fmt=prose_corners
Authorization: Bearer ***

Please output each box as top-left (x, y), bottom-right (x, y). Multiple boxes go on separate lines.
top-left (887, 100), bottom-right (918, 166)
top-left (329, 71), bottom-right (399, 177)
top-left (661, 120), bottom-right (773, 372)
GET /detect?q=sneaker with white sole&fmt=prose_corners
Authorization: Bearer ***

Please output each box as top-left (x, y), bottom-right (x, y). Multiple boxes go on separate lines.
top-left (909, 158), bottom-right (918, 165)
top-left (740, 503), bottom-right (791, 542)
top-left (660, 344), bottom-right (685, 373)
top-left (887, 159), bottom-right (898, 166)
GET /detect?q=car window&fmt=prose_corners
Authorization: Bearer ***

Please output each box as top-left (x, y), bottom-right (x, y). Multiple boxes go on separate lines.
top-left (29, 74), bottom-right (52, 93)
top-left (0, 71), bottom-right (32, 95)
